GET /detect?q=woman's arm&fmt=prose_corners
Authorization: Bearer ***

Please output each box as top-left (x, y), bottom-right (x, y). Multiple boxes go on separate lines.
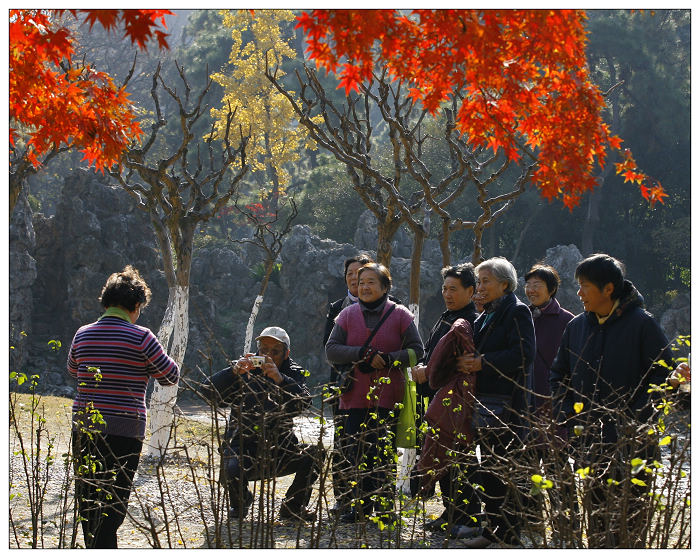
top-left (325, 321), bottom-right (364, 365)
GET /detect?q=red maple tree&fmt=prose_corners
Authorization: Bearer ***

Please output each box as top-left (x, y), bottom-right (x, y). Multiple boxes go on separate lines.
top-left (9, 9), bottom-right (172, 211)
top-left (297, 9), bottom-right (666, 208)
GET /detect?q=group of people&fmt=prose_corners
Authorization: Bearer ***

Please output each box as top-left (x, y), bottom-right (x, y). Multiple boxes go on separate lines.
top-left (66, 253), bottom-right (690, 548)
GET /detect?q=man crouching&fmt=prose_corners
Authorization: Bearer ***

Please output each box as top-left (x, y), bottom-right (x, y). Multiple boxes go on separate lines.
top-left (199, 326), bottom-right (321, 522)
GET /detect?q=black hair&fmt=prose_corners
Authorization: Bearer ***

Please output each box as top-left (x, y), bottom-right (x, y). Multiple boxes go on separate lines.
top-left (525, 263), bottom-right (561, 298)
top-left (344, 253), bottom-right (374, 278)
top-left (575, 254), bottom-right (625, 300)
top-left (441, 262), bottom-right (476, 290)
top-left (357, 262), bottom-right (392, 291)
top-left (100, 265), bottom-right (151, 311)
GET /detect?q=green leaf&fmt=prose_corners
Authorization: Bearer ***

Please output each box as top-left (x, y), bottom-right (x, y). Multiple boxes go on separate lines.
top-left (630, 458), bottom-right (646, 475)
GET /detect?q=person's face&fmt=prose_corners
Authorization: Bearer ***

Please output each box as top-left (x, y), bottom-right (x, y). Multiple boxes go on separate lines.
top-left (345, 261), bottom-right (363, 297)
top-left (476, 268), bottom-right (509, 305)
top-left (256, 337), bottom-right (288, 369)
top-left (577, 278), bottom-right (614, 316)
top-left (358, 270), bottom-right (388, 304)
top-left (525, 276), bottom-right (552, 308)
top-left (442, 276), bottom-right (474, 311)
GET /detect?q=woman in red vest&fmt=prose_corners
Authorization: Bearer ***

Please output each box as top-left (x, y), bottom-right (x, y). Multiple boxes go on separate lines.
top-left (326, 263), bottom-right (423, 524)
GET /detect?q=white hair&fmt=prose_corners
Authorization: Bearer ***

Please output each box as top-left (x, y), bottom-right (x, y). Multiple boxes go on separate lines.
top-left (475, 257), bottom-right (518, 293)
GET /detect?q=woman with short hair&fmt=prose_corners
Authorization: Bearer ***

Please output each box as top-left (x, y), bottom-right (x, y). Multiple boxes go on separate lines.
top-left (524, 264), bottom-right (574, 418)
top-left (326, 262), bottom-right (423, 523)
top-left (455, 256), bottom-right (536, 546)
top-left (67, 266), bottom-right (179, 548)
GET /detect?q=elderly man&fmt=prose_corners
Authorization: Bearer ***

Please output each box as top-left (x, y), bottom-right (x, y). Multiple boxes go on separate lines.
top-left (199, 326), bottom-right (321, 522)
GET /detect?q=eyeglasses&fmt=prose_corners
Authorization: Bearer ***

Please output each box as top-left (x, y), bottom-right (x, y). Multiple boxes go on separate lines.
top-left (256, 343), bottom-right (286, 357)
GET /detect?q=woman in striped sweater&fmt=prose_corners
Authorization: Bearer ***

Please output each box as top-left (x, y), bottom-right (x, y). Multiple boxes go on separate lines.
top-left (67, 265), bottom-right (179, 548)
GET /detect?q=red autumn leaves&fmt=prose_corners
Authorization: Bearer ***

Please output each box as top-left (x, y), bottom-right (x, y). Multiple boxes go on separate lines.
top-left (297, 9), bottom-right (666, 208)
top-left (9, 9), bottom-right (170, 172)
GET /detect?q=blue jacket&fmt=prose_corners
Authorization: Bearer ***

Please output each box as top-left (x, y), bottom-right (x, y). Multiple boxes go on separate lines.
top-left (550, 280), bottom-right (671, 443)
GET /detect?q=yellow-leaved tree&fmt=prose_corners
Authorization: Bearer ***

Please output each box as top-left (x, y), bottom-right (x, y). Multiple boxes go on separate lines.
top-left (212, 9), bottom-right (317, 203)
top-left (211, 9), bottom-right (318, 351)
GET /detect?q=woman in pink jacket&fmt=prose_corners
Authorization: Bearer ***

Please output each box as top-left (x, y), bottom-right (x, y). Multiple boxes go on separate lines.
top-left (326, 263), bottom-right (423, 524)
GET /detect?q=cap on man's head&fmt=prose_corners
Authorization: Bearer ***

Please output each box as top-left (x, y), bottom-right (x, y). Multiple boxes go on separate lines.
top-left (255, 326), bottom-right (290, 350)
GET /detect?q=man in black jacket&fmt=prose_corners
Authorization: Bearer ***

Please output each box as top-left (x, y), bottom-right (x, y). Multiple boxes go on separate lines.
top-left (200, 327), bottom-right (321, 522)
top-left (410, 263), bottom-right (478, 535)
top-left (550, 254), bottom-right (673, 547)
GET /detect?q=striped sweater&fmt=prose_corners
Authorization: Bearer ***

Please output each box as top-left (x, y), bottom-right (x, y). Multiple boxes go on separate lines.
top-left (67, 313), bottom-right (180, 439)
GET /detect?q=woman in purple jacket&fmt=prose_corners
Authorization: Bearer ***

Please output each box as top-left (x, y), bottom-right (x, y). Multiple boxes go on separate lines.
top-left (524, 264), bottom-right (575, 419)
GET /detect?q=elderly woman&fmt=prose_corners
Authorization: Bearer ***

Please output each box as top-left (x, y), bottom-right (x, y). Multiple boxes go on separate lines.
top-left (524, 264), bottom-right (574, 420)
top-left (323, 253), bottom-right (374, 512)
top-left (456, 256), bottom-right (535, 547)
top-left (67, 266), bottom-right (180, 548)
top-left (326, 262), bottom-right (423, 523)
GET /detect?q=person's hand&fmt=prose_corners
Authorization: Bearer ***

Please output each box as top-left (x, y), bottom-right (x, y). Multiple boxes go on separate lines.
top-left (669, 361), bottom-right (690, 388)
top-left (411, 364), bottom-right (428, 384)
top-left (458, 353), bottom-right (482, 373)
top-left (370, 352), bottom-right (387, 369)
top-left (233, 353), bottom-right (256, 375)
top-left (261, 356), bottom-right (284, 385)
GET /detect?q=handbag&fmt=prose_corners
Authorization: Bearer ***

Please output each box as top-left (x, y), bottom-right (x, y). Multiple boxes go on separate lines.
top-left (331, 304), bottom-right (396, 393)
top-left (396, 348), bottom-right (418, 448)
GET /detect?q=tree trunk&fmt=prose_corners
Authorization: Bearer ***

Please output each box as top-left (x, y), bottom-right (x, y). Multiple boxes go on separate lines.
top-left (409, 226), bottom-right (425, 315)
top-left (146, 283), bottom-right (189, 458)
top-left (439, 219), bottom-right (452, 267)
top-left (376, 223), bottom-right (394, 267)
top-left (145, 222), bottom-right (193, 458)
top-left (244, 260), bottom-right (275, 354)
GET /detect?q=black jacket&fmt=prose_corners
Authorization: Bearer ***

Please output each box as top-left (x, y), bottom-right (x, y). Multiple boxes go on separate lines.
top-left (550, 280), bottom-right (671, 443)
top-left (473, 292), bottom-right (535, 405)
top-left (199, 357), bottom-right (311, 452)
top-left (324, 295), bottom-right (356, 384)
top-left (417, 302), bottom-right (477, 399)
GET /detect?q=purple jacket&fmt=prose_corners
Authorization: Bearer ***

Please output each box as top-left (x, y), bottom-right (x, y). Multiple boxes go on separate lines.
top-left (530, 297), bottom-right (574, 413)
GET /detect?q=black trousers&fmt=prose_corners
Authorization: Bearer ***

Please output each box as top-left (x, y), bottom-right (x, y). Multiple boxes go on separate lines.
top-left (72, 431), bottom-right (142, 549)
top-left (437, 462), bottom-right (481, 526)
top-left (340, 407), bottom-right (398, 514)
top-left (222, 441), bottom-right (321, 511)
top-left (572, 439), bottom-right (658, 548)
top-left (454, 425), bottom-right (521, 544)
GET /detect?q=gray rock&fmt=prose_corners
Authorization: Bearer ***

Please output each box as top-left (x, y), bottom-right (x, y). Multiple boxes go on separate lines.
top-left (660, 293), bottom-right (691, 347)
top-left (9, 190), bottom-right (37, 372)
